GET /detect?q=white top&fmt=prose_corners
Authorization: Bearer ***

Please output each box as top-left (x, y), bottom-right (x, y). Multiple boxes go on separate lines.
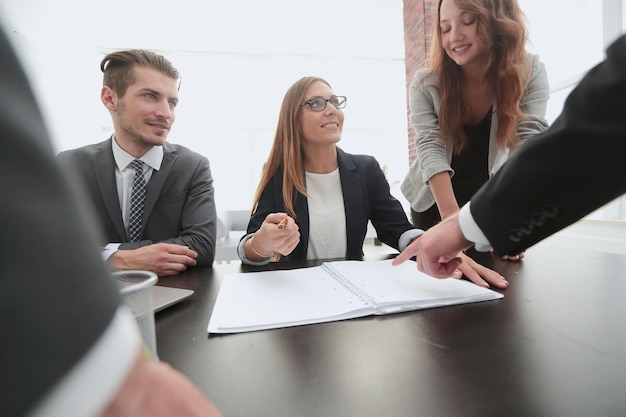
top-left (305, 168), bottom-right (347, 260)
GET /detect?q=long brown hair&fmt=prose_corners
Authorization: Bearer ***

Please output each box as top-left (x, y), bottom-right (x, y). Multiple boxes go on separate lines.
top-left (251, 76), bottom-right (330, 218)
top-left (427, 0), bottom-right (529, 152)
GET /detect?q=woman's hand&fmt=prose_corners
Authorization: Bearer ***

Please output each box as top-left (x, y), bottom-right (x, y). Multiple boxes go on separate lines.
top-left (456, 252), bottom-right (509, 289)
top-left (247, 213), bottom-right (300, 260)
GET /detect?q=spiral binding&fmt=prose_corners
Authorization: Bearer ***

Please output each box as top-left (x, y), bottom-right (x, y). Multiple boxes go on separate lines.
top-left (321, 263), bottom-right (383, 314)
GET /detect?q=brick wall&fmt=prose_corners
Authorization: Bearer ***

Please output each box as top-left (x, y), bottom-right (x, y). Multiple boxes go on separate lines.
top-left (402, 0), bottom-right (437, 165)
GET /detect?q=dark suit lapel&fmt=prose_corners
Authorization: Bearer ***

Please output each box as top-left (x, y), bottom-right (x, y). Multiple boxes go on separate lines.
top-left (293, 190), bottom-right (309, 258)
top-left (143, 144), bottom-right (177, 227)
top-left (337, 149), bottom-right (364, 254)
top-left (94, 139), bottom-right (127, 240)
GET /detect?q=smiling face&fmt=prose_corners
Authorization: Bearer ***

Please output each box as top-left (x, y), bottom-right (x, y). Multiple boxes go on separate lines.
top-left (102, 65), bottom-right (179, 157)
top-left (298, 81), bottom-right (344, 148)
top-left (439, 0), bottom-right (490, 69)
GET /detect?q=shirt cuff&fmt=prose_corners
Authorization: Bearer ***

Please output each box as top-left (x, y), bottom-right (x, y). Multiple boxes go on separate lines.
top-left (238, 234), bottom-right (272, 266)
top-left (398, 228), bottom-right (424, 251)
top-left (458, 203), bottom-right (492, 252)
top-left (28, 307), bottom-right (142, 417)
top-left (101, 243), bottom-right (121, 261)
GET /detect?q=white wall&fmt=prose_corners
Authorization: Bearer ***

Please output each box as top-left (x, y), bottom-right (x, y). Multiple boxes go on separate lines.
top-left (0, 0), bottom-right (409, 214)
top-left (2, 0), bottom-right (624, 221)
top-left (520, 0), bottom-right (605, 122)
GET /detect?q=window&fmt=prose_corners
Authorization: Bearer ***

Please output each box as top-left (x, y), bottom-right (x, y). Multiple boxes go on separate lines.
top-left (521, 0), bottom-right (626, 221)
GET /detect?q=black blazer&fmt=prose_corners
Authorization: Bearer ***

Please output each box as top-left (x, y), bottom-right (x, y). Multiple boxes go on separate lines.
top-left (0, 28), bottom-right (121, 416)
top-left (471, 34), bottom-right (626, 256)
top-left (57, 138), bottom-right (217, 266)
top-left (247, 148), bottom-right (417, 261)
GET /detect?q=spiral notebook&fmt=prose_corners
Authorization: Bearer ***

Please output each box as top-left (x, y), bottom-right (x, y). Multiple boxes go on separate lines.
top-left (207, 259), bottom-right (503, 334)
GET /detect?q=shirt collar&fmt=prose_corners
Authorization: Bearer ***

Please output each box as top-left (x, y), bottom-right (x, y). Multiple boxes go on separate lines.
top-left (111, 135), bottom-right (164, 171)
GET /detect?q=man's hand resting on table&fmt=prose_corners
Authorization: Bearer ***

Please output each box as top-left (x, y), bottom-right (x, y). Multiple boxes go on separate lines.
top-left (109, 243), bottom-right (198, 276)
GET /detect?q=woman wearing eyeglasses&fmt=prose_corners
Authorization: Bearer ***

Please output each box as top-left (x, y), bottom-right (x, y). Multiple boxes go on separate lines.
top-left (237, 76), bottom-right (508, 289)
top-left (400, 0), bottom-right (549, 264)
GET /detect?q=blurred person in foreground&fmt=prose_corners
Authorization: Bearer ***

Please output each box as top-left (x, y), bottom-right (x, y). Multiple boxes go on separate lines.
top-left (0, 25), bottom-right (222, 417)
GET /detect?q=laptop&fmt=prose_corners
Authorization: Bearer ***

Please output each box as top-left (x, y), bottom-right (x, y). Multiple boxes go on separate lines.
top-left (152, 285), bottom-right (194, 312)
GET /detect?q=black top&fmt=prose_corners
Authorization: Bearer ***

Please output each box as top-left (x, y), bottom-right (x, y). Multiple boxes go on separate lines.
top-left (451, 110), bottom-right (491, 206)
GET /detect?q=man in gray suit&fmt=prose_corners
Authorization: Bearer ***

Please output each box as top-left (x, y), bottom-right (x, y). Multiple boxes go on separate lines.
top-left (58, 50), bottom-right (216, 276)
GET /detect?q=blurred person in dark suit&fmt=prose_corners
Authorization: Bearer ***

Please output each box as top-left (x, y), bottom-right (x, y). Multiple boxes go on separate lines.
top-left (0, 25), bottom-right (222, 417)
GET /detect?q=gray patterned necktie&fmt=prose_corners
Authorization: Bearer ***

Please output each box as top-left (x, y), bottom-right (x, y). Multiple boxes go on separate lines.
top-left (128, 159), bottom-right (147, 242)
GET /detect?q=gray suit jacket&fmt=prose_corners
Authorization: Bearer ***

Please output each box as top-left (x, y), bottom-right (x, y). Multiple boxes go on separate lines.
top-left (57, 138), bottom-right (217, 266)
top-left (1, 27), bottom-right (121, 416)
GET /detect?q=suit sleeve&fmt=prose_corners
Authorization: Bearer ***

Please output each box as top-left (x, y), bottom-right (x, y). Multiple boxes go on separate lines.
top-left (365, 156), bottom-right (418, 250)
top-left (163, 154), bottom-right (217, 266)
top-left (0, 27), bottom-right (123, 416)
top-left (470, 34), bottom-right (626, 256)
top-left (120, 153), bottom-right (217, 266)
top-left (514, 54), bottom-right (550, 146)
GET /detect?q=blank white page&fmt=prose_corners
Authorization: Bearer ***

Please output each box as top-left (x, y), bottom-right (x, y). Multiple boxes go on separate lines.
top-left (208, 266), bottom-right (374, 333)
top-left (327, 259), bottom-right (502, 311)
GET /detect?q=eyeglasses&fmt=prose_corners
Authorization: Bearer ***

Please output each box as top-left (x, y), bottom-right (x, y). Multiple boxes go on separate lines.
top-left (300, 95), bottom-right (347, 112)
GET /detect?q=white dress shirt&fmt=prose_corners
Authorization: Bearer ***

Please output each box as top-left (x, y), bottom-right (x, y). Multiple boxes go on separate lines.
top-left (101, 138), bottom-right (163, 260)
top-left (458, 203), bottom-right (492, 252)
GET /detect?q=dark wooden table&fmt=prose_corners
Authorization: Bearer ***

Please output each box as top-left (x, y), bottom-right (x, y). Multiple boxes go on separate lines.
top-left (155, 243), bottom-right (626, 417)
